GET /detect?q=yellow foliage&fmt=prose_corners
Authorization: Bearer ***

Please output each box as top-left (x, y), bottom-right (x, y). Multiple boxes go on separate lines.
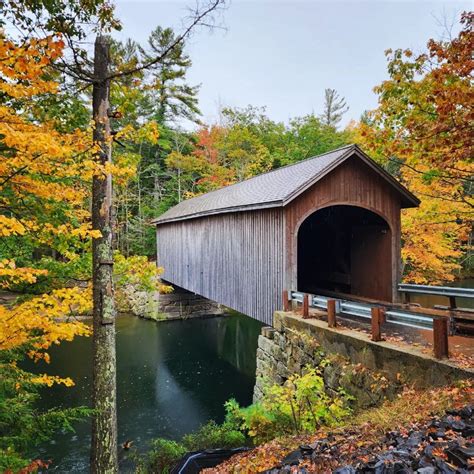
top-left (0, 287), bottom-right (91, 361)
top-left (0, 259), bottom-right (48, 287)
top-left (30, 374), bottom-right (76, 387)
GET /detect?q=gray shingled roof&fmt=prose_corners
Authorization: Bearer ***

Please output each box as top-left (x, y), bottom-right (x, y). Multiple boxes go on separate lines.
top-left (153, 144), bottom-right (419, 224)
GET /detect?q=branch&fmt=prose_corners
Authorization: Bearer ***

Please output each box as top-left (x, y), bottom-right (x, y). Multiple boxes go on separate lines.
top-left (107, 0), bottom-right (225, 80)
top-left (389, 157), bottom-right (473, 183)
top-left (415, 190), bottom-right (474, 208)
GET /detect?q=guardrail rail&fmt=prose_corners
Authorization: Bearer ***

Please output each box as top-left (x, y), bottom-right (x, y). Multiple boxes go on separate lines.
top-left (398, 283), bottom-right (474, 309)
top-left (283, 289), bottom-right (455, 360)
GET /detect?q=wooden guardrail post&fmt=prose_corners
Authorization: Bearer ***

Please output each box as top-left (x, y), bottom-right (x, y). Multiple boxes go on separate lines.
top-left (449, 296), bottom-right (457, 310)
top-left (302, 294), bottom-right (309, 318)
top-left (282, 290), bottom-right (289, 312)
top-left (327, 299), bottom-right (336, 328)
top-left (371, 307), bottom-right (383, 342)
top-left (433, 318), bottom-right (449, 359)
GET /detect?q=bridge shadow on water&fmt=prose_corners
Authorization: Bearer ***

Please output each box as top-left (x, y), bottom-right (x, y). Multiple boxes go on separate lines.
top-left (26, 312), bottom-right (262, 472)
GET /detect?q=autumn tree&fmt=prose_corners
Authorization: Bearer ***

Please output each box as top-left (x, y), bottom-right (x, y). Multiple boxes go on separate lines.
top-left (166, 126), bottom-right (234, 198)
top-left (353, 11), bottom-right (473, 283)
top-left (2, 0), bottom-right (226, 471)
top-left (320, 88), bottom-right (349, 128)
top-left (0, 29), bottom-right (100, 471)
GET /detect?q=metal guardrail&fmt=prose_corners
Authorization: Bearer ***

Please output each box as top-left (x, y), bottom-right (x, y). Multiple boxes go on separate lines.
top-left (398, 284), bottom-right (474, 299)
top-left (283, 290), bottom-right (451, 359)
top-left (287, 290), bottom-right (451, 359)
top-left (290, 291), bottom-right (434, 331)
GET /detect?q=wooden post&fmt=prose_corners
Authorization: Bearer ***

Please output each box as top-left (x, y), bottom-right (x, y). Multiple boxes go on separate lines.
top-left (302, 294), bottom-right (309, 318)
top-left (433, 318), bottom-right (449, 359)
top-left (449, 296), bottom-right (457, 310)
top-left (327, 299), bottom-right (336, 328)
top-left (371, 307), bottom-right (383, 342)
top-left (380, 307), bottom-right (386, 324)
top-left (282, 290), bottom-right (289, 312)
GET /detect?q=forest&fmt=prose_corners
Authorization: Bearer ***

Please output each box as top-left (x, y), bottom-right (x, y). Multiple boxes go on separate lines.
top-left (0, 0), bottom-right (472, 472)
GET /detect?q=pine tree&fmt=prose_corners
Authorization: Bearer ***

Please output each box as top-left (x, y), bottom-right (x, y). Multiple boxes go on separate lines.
top-left (320, 88), bottom-right (349, 128)
top-left (143, 26), bottom-right (201, 125)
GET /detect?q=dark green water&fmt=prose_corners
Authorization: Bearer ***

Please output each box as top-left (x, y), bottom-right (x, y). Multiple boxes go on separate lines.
top-left (30, 313), bottom-right (262, 472)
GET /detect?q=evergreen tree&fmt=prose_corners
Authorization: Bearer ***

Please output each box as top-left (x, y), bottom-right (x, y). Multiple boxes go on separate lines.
top-left (143, 26), bottom-right (201, 125)
top-left (320, 88), bottom-right (349, 128)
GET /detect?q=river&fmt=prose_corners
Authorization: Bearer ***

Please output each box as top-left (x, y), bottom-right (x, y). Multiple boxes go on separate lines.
top-left (28, 279), bottom-right (473, 470)
top-left (29, 313), bottom-right (262, 472)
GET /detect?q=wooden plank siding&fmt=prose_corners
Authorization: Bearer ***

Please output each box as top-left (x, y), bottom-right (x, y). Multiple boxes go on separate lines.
top-left (155, 150), bottom-right (416, 326)
top-left (156, 208), bottom-right (285, 325)
top-left (284, 158), bottom-right (402, 302)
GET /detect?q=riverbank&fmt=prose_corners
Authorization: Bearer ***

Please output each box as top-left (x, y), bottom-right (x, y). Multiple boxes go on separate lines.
top-left (204, 382), bottom-right (473, 473)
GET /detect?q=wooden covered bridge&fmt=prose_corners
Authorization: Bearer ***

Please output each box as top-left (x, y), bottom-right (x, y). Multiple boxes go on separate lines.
top-left (153, 144), bottom-right (420, 326)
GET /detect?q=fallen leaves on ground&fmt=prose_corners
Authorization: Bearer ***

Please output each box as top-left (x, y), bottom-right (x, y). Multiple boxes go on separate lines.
top-left (203, 382), bottom-right (473, 473)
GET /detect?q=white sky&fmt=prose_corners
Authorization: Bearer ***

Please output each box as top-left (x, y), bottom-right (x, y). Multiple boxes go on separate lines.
top-left (114, 0), bottom-right (472, 128)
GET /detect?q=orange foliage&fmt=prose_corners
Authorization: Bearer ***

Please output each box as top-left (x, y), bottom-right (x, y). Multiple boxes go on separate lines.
top-left (0, 33), bottom-right (95, 385)
top-left (351, 12), bottom-right (473, 283)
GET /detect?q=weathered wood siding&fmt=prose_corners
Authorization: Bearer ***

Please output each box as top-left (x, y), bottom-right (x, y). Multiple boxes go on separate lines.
top-left (284, 158), bottom-right (402, 301)
top-left (156, 208), bottom-right (285, 325)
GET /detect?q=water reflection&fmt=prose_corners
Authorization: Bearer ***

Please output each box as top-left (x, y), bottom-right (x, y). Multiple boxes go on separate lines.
top-left (29, 313), bottom-right (262, 472)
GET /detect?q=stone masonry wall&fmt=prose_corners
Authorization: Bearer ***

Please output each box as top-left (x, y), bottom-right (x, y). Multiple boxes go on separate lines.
top-left (119, 283), bottom-right (223, 321)
top-left (155, 284), bottom-right (223, 320)
top-left (254, 325), bottom-right (402, 409)
top-left (254, 312), bottom-right (473, 408)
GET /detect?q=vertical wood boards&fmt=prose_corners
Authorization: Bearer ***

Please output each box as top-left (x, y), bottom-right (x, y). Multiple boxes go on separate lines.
top-left (156, 208), bottom-right (285, 325)
top-left (285, 158), bottom-right (402, 302)
top-left (155, 154), bottom-right (406, 325)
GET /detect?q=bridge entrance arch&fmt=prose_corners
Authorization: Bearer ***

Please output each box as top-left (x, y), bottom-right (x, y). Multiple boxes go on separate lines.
top-left (297, 205), bottom-right (392, 302)
top-left (155, 145), bottom-right (420, 324)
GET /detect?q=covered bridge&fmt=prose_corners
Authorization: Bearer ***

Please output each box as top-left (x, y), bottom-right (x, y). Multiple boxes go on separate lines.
top-left (154, 144), bottom-right (420, 325)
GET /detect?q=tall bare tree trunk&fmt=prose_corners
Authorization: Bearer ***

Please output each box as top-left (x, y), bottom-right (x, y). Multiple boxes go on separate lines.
top-left (90, 34), bottom-right (118, 474)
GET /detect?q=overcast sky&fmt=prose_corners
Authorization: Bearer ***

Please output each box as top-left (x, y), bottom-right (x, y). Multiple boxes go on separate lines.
top-left (114, 0), bottom-right (471, 128)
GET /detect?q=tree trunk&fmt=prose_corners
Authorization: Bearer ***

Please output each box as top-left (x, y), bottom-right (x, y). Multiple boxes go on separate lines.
top-left (90, 34), bottom-right (118, 474)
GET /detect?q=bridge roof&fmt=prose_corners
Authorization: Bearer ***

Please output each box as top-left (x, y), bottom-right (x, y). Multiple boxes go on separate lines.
top-left (153, 144), bottom-right (420, 224)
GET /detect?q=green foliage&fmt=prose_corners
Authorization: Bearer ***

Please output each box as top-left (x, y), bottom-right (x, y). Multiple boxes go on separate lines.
top-left (221, 107), bottom-right (352, 168)
top-left (136, 421), bottom-right (245, 473)
top-left (0, 351), bottom-right (91, 472)
top-left (225, 367), bottom-right (351, 443)
top-left (182, 420), bottom-right (246, 451)
top-left (264, 367), bottom-right (351, 433)
top-left (135, 438), bottom-right (186, 474)
top-left (225, 399), bottom-right (277, 444)
top-left (1, 0), bottom-right (121, 37)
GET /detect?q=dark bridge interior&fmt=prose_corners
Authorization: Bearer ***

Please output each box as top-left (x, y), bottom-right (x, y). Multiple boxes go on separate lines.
top-left (297, 205), bottom-right (392, 302)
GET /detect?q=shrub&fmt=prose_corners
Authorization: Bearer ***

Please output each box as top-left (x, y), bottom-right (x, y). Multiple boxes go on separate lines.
top-left (264, 366), bottom-right (351, 434)
top-left (135, 438), bottom-right (186, 474)
top-left (135, 421), bottom-right (245, 473)
top-left (225, 367), bottom-right (351, 443)
top-left (182, 420), bottom-right (245, 451)
top-left (225, 399), bottom-right (278, 444)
